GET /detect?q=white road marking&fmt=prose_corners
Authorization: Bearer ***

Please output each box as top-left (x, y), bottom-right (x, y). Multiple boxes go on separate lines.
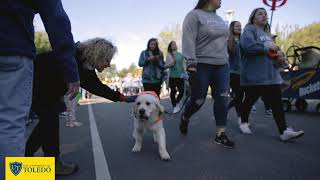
top-left (88, 104), bottom-right (112, 180)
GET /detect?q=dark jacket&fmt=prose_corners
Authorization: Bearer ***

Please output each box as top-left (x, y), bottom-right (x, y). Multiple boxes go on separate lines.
top-left (32, 48), bottom-right (123, 113)
top-left (0, 0), bottom-right (79, 83)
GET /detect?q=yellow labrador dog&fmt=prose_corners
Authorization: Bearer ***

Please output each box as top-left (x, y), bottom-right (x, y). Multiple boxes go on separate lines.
top-left (132, 91), bottom-right (171, 161)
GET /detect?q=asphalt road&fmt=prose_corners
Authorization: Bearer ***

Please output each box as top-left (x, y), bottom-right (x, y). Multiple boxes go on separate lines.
top-left (27, 97), bottom-right (320, 180)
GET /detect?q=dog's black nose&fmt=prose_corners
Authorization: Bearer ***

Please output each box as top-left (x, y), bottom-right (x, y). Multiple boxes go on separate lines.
top-left (139, 109), bottom-right (145, 114)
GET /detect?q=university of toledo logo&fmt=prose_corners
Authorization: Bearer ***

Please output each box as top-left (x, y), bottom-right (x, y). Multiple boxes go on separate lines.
top-left (10, 162), bottom-right (22, 176)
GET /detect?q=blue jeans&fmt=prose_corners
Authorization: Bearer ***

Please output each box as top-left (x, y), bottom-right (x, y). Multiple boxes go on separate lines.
top-left (0, 56), bottom-right (33, 180)
top-left (183, 63), bottom-right (230, 127)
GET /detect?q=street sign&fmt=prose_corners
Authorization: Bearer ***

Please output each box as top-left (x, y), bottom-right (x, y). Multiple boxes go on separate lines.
top-left (263, 0), bottom-right (287, 11)
top-left (263, 0), bottom-right (287, 28)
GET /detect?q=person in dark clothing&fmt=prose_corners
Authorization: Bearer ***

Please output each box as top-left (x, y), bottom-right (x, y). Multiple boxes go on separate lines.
top-left (0, 1), bottom-right (79, 179)
top-left (25, 38), bottom-right (136, 176)
top-left (227, 21), bottom-right (244, 125)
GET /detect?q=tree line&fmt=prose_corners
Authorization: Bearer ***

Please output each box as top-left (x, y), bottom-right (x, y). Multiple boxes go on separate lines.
top-left (34, 22), bottom-right (319, 80)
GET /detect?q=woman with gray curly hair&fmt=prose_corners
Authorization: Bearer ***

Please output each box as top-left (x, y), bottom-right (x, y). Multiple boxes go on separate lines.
top-left (25, 38), bottom-right (136, 176)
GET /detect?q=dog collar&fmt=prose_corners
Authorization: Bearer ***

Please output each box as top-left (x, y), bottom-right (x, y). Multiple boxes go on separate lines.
top-left (154, 116), bottom-right (162, 125)
top-left (139, 91), bottom-right (159, 99)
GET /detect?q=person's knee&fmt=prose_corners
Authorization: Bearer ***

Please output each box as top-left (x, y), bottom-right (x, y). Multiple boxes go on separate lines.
top-left (220, 90), bottom-right (229, 98)
top-left (215, 90), bottom-right (230, 104)
top-left (183, 98), bottom-right (205, 118)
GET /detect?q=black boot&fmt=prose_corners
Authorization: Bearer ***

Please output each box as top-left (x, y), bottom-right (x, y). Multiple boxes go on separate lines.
top-left (179, 114), bottom-right (189, 135)
top-left (55, 158), bottom-right (78, 176)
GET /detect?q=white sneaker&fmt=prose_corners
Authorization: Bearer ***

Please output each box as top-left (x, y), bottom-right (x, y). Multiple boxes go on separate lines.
top-left (59, 112), bottom-right (67, 117)
top-left (251, 106), bottom-right (257, 113)
top-left (72, 121), bottom-right (83, 127)
top-left (173, 106), bottom-right (181, 114)
top-left (265, 109), bottom-right (273, 116)
top-left (239, 123), bottom-right (253, 134)
top-left (66, 122), bottom-right (75, 128)
top-left (280, 128), bottom-right (304, 141)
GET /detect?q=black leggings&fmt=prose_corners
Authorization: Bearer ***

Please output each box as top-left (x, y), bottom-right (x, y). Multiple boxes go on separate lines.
top-left (240, 85), bottom-right (287, 134)
top-left (25, 110), bottom-right (60, 157)
top-left (229, 73), bottom-right (244, 117)
top-left (143, 83), bottom-right (162, 97)
top-left (261, 96), bottom-right (271, 110)
top-left (169, 78), bottom-right (184, 107)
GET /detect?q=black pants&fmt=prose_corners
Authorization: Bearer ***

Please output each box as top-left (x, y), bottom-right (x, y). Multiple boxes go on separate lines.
top-left (169, 78), bottom-right (184, 107)
top-left (143, 83), bottom-right (162, 97)
top-left (261, 96), bottom-right (271, 110)
top-left (25, 110), bottom-right (60, 157)
top-left (240, 85), bottom-right (287, 134)
top-left (229, 73), bottom-right (244, 117)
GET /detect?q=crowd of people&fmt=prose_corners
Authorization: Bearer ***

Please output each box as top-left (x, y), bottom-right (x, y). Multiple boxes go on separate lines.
top-left (0, 0), bottom-right (304, 179)
top-left (121, 74), bottom-right (143, 96)
top-left (138, 0), bottom-right (304, 148)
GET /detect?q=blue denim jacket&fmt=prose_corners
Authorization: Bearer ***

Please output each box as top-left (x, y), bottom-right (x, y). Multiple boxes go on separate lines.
top-left (138, 50), bottom-right (165, 84)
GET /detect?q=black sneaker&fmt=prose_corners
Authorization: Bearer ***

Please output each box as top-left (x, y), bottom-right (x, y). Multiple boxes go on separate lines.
top-left (214, 132), bottom-right (235, 148)
top-left (265, 109), bottom-right (273, 116)
top-left (55, 158), bottom-right (78, 176)
top-left (179, 115), bottom-right (189, 135)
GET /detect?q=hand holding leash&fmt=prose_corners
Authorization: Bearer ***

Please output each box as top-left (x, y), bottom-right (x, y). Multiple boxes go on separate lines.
top-left (187, 63), bottom-right (197, 73)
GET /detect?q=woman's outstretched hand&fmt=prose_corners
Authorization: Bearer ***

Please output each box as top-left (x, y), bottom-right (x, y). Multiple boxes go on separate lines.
top-left (120, 94), bottom-right (138, 103)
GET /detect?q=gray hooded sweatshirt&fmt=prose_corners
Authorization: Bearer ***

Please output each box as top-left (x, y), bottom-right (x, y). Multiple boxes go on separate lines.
top-left (240, 24), bottom-right (283, 86)
top-left (182, 9), bottom-right (229, 66)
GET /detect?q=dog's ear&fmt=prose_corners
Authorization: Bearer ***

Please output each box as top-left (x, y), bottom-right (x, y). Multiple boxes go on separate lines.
top-left (155, 100), bottom-right (164, 116)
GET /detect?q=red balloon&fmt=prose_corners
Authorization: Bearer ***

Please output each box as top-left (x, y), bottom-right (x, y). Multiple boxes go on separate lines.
top-left (263, 0), bottom-right (287, 11)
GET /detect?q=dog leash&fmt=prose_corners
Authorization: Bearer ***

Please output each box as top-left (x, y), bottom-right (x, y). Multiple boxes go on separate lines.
top-left (154, 116), bottom-right (162, 125)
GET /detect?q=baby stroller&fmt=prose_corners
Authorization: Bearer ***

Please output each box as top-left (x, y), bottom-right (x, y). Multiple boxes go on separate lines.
top-left (281, 45), bottom-right (320, 113)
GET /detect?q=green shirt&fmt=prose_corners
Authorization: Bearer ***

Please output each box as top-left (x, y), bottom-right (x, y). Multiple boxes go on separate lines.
top-left (170, 52), bottom-right (185, 78)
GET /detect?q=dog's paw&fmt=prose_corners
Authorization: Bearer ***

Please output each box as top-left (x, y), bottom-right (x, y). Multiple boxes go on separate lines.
top-left (160, 151), bottom-right (171, 161)
top-left (132, 145), bottom-right (142, 152)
